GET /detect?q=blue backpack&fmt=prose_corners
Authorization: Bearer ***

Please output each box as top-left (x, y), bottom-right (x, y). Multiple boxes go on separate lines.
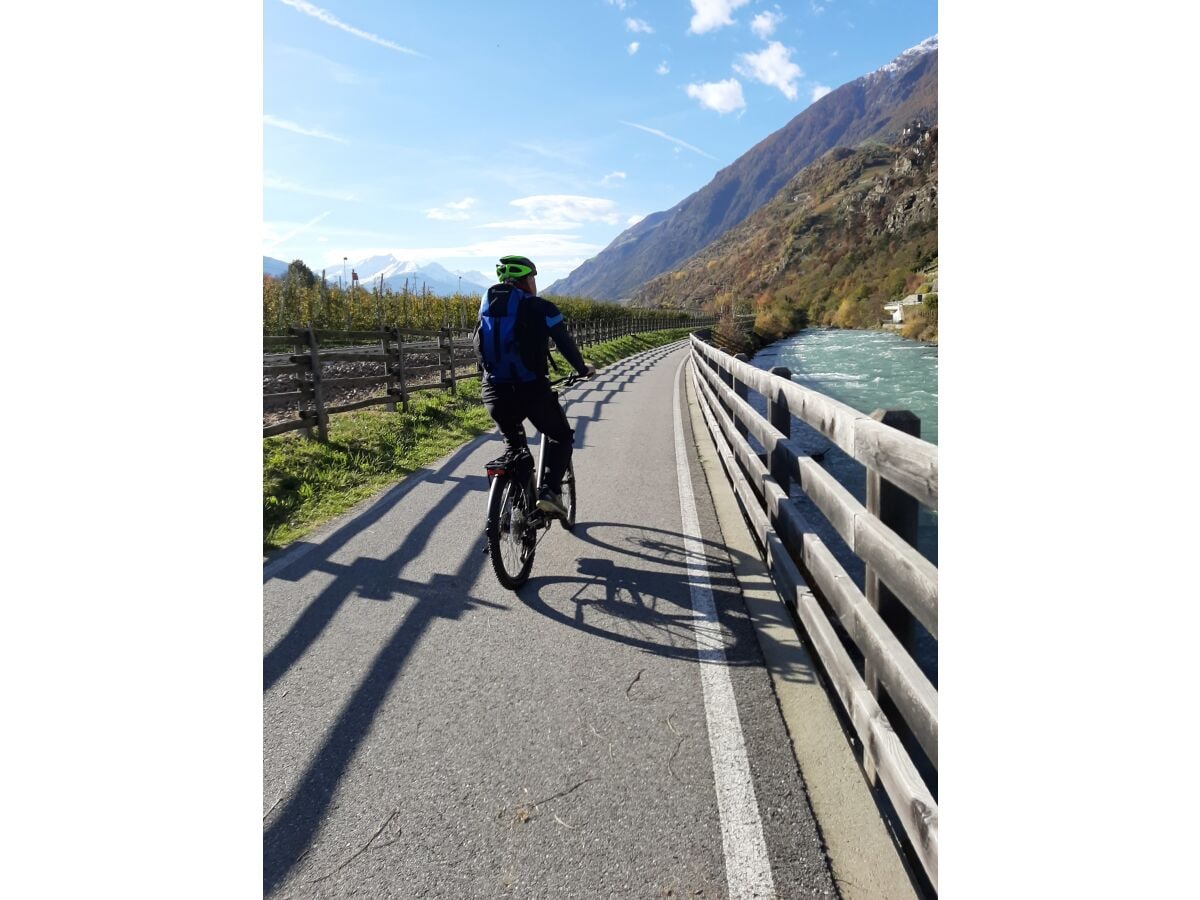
top-left (474, 284), bottom-right (548, 383)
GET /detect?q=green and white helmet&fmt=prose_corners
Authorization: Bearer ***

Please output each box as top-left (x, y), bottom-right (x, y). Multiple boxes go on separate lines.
top-left (496, 254), bottom-right (537, 282)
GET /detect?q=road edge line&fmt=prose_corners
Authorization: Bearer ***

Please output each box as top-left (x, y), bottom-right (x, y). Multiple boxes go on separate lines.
top-left (672, 356), bottom-right (776, 900)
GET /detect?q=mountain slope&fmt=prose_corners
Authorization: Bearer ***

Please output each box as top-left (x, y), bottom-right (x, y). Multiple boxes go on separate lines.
top-left (263, 256), bottom-right (290, 278)
top-left (631, 124), bottom-right (937, 337)
top-left (547, 36), bottom-right (937, 301)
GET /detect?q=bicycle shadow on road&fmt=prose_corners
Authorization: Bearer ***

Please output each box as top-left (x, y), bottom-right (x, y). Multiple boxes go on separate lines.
top-left (513, 521), bottom-right (818, 688)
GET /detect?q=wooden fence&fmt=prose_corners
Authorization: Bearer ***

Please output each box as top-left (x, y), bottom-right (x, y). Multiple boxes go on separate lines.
top-left (688, 334), bottom-right (939, 891)
top-left (264, 316), bottom-right (716, 440)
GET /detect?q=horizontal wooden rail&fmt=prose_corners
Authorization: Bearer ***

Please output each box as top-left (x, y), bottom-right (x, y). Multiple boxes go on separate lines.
top-left (691, 355), bottom-right (937, 637)
top-left (265, 318), bottom-right (715, 440)
top-left (262, 418), bottom-right (312, 437)
top-left (686, 340), bottom-right (936, 892)
top-left (303, 351), bottom-right (390, 364)
top-left (692, 361), bottom-right (938, 766)
top-left (690, 336), bottom-right (938, 509)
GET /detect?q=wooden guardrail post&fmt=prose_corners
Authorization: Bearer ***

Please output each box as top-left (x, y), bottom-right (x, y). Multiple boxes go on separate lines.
top-left (302, 325), bottom-right (329, 442)
top-left (767, 366), bottom-right (792, 495)
top-left (395, 330), bottom-right (409, 410)
top-left (287, 326), bottom-right (313, 440)
top-left (732, 353), bottom-right (750, 439)
top-left (717, 352), bottom-right (735, 425)
top-left (382, 327), bottom-right (397, 412)
top-left (865, 408), bottom-right (922, 781)
top-left (440, 328), bottom-right (457, 394)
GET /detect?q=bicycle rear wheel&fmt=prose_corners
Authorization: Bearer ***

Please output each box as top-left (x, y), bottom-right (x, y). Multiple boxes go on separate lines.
top-left (487, 474), bottom-right (535, 589)
top-left (562, 461), bottom-right (577, 532)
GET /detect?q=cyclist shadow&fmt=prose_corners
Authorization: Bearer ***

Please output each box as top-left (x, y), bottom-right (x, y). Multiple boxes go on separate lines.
top-left (511, 520), bottom-right (801, 681)
top-left (513, 522), bottom-right (817, 685)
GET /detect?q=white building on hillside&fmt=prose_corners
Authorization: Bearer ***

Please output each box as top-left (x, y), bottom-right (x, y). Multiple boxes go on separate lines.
top-left (883, 293), bottom-right (926, 324)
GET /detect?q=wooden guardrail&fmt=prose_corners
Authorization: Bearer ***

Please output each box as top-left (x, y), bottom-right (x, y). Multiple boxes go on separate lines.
top-left (688, 334), bottom-right (939, 891)
top-left (264, 316), bottom-right (716, 440)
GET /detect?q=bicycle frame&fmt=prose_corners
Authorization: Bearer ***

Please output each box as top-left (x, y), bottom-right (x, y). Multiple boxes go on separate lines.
top-left (483, 370), bottom-right (584, 587)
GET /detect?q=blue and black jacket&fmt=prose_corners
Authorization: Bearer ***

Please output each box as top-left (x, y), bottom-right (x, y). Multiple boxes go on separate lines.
top-left (475, 283), bottom-right (588, 384)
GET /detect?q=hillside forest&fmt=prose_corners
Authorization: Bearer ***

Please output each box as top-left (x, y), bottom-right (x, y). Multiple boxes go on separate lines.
top-left (631, 124), bottom-right (938, 343)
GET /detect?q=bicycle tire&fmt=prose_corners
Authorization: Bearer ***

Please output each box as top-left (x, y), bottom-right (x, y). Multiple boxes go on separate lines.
top-left (486, 473), bottom-right (535, 589)
top-left (562, 461), bottom-right (577, 532)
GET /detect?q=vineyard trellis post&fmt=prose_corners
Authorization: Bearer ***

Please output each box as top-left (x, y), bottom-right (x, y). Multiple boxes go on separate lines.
top-left (289, 326), bottom-right (313, 441)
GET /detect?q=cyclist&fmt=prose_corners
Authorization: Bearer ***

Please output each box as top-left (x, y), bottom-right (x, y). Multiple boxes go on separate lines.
top-left (475, 254), bottom-right (595, 519)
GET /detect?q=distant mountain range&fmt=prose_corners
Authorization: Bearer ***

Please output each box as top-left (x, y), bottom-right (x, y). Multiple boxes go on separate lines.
top-left (263, 254), bottom-right (491, 296)
top-left (546, 36), bottom-right (938, 300)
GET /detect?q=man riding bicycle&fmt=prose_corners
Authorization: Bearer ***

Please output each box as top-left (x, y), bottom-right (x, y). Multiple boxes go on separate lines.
top-left (474, 254), bottom-right (595, 519)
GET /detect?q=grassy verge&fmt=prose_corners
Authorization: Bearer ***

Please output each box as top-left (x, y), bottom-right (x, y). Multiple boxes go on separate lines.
top-left (263, 327), bottom-right (694, 553)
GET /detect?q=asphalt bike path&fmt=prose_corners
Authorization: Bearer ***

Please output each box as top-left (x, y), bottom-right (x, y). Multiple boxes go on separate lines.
top-left (263, 342), bottom-right (838, 898)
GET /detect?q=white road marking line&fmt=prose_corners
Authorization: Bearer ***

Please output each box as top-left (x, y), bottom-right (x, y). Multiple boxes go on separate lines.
top-left (672, 355), bottom-right (776, 899)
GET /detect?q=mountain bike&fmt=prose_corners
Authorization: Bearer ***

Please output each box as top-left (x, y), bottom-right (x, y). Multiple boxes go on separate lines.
top-left (484, 373), bottom-right (585, 590)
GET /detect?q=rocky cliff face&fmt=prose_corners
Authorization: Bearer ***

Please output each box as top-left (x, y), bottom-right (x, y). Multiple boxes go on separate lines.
top-left (546, 40), bottom-right (937, 301)
top-left (629, 124), bottom-right (937, 328)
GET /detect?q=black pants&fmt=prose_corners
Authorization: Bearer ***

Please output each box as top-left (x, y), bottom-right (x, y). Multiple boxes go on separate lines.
top-left (481, 378), bottom-right (574, 492)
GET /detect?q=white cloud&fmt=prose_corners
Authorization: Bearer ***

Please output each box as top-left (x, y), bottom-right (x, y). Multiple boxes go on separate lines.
top-left (811, 84), bottom-right (832, 102)
top-left (627, 214), bottom-right (645, 226)
top-left (734, 41), bottom-right (804, 100)
top-left (600, 171), bottom-right (627, 187)
top-left (626, 18), bottom-right (654, 34)
top-left (277, 0), bottom-right (423, 56)
top-left (751, 10), bottom-right (784, 39)
top-left (686, 78), bottom-right (746, 114)
top-left (479, 194), bottom-right (620, 230)
top-left (263, 114), bottom-right (348, 143)
top-left (619, 120), bottom-right (717, 160)
top-left (688, 0), bottom-right (751, 34)
top-left (605, 0), bottom-right (627, 8)
top-left (656, 61), bottom-right (670, 75)
top-left (628, 41), bottom-right (640, 55)
top-left (810, 1), bottom-right (827, 14)
top-left (425, 197), bottom-right (477, 221)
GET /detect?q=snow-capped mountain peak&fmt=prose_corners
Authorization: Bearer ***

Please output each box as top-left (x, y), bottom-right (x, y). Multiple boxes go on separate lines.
top-left (263, 253), bottom-right (493, 295)
top-left (874, 34), bottom-right (938, 77)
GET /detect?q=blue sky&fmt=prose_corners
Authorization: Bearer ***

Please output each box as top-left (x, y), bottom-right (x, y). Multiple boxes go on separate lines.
top-left (264, 0), bottom-right (938, 285)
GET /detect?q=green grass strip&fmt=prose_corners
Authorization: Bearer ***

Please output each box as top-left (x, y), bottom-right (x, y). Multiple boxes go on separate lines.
top-left (263, 327), bottom-right (695, 553)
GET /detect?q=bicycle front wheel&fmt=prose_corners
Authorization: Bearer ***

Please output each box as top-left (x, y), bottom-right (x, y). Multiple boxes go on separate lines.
top-left (487, 474), bottom-right (535, 589)
top-left (562, 461), bottom-right (577, 532)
